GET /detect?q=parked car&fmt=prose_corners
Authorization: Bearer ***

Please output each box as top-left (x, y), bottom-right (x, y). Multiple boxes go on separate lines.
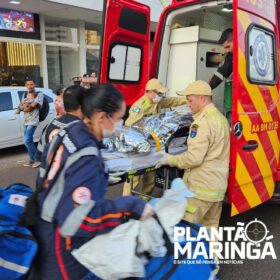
top-left (0, 87), bottom-right (55, 149)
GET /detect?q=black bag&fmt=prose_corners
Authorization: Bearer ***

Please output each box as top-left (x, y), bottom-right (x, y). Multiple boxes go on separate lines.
top-left (38, 93), bottom-right (49, 122)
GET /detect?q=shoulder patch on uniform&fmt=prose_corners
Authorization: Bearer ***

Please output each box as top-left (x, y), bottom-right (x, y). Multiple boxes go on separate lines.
top-left (132, 106), bottom-right (141, 113)
top-left (72, 186), bottom-right (91, 205)
top-left (190, 124), bottom-right (199, 138)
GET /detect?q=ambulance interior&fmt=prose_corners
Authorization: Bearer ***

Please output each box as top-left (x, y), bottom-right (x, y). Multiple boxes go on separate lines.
top-left (158, 1), bottom-right (233, 121)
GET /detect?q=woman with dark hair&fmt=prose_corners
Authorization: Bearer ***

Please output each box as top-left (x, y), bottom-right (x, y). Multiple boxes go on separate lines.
top-left (33, 84), bottom-right (153, 280)
top-left (54, 86), bottom-right (66, 117)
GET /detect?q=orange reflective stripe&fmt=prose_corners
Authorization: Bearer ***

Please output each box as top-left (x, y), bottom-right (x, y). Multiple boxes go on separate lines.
top-left (84, 212), bottom-right (131, 224)
top-left (65, 237), bottom-right (71, 251)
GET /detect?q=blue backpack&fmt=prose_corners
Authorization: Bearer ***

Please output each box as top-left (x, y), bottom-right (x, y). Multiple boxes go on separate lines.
top-left (0, 183), bottom-right (38, 280)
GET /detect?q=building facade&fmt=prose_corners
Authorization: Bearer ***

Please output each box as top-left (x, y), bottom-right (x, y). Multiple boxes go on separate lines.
top-left (0, 0), bottom-right (169, 90)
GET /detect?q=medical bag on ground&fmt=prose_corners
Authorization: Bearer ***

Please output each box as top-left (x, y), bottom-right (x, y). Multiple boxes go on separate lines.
top-left (141, 220), bottom-right (217, 280)
top-left (0, 183), bottom-right (38, 280)
top-left (81, 219), bottom-right (217, 280)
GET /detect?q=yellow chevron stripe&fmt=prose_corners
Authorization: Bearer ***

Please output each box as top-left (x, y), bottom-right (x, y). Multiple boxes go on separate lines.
top-left (231, 203), bottom-right (239, 216)
top-left (238, 50), bottom-right (270, 116)
top-left (238, 9), bottom-right (253, 30)
top-left (238, 102), bottom-right (275, 197)
top-left (236, 154), bottom-right (262, 207)
top-left (238, 10), bottom-right (279, 185)
top-left (238, 50), bottom-right (278, 160)
top-left (269, 86), bottom-right (280, 120)
top-left (258, 17), bottom-right (273, 29)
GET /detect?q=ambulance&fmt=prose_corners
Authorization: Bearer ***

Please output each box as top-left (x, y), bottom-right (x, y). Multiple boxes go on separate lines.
top-left (98, 0), bottom-right (280, 216)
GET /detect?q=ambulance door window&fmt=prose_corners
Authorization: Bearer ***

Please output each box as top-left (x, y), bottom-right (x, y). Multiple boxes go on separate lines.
top-left (247, 25), bottom-right (277, 85)
top-left (108, 43), bottom-right (141, 82)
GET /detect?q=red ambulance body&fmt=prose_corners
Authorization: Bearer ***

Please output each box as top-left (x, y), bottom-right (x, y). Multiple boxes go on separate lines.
top-left (99, 0), bottom-right (280, 216)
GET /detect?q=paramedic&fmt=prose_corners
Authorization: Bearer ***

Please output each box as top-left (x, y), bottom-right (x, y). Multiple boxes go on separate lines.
top-left (36, 85), bottom-right (85, 162)
top-left (123, 78), bottom-right (187, 196)
top-left (209, 28), bottom-right (233, 90)
top-left (156, 80), bottom-right (230, 229)
top-left (33, 84), bottom-right (153, 280)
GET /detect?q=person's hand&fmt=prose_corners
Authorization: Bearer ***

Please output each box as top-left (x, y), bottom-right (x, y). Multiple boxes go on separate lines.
top-left (155, 154), bottom-right (169, 169)
top-left (140, 204), bottom-right (155, 220)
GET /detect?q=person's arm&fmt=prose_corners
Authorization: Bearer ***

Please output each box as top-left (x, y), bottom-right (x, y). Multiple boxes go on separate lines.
top-left (125, 107), bottom-right (146, 126)
top-left (209, 53), bottom-right (233, 90)
top-left (57, 156), bottom-right (146, 238)
top-left (168, 119), bottom-right (210, 169)
top-left (159, 97), bottom-right (187, 109)
top-left (23, 92), bottom-right (44, 112)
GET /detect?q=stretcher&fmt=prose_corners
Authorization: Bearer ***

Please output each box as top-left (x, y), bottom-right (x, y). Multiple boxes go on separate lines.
top-left (103, 126), bottom-right (189, 196)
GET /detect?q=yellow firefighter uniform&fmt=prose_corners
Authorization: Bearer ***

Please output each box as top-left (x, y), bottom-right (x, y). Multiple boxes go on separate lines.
top-left (168, 102), bottom-right (230, 228)
top-left (125, 94), bottom-right (186, 126)
top-left (156, 80), bottom-right (230, 228)
top-left (123, 80), bottom-right (187, 196)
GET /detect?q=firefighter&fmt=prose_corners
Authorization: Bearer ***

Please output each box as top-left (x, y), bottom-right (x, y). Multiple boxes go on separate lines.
top-left (155, 80), bottom-right (230, 229)
top-left (123, 78), bottom-right (187, 196)
top-left (33, 84), bottom-right (153, 280)
top-left (209, 28), bottom-right (233, 90)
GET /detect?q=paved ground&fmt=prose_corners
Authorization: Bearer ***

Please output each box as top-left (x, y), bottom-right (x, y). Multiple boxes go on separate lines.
top-left (0, 145), bottom-right (279, 279)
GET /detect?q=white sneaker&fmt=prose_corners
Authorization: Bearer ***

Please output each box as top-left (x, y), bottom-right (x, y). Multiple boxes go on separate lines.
top-left (32, 161), bottom-right (40, 168)
top-left (23, 160), bottom-right (34, 167)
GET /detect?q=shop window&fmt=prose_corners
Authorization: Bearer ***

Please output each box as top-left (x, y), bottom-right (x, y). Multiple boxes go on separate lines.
top-left (0, 42), bottom-right (42, 86)
top-left (86, 49), bottom-right (99, 75)
top-left (46, 46), bottom-right (79, 91)
top-left (45, 24), bottom-right (78, 44)
top-left (0, 92), bottom-right (13, 111)
top-left (108, 43), bottom-right (141, 82)
top-left (85, 29), bottom-right (101, 46)
top-left (247, 25), bottom-right (277, 84)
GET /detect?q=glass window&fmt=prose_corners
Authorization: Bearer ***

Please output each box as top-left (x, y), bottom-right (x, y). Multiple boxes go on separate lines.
top-left (18, 90), bottom-right (27, 101)
top-left (0, 92), bottom-right (13, 111)
top-left (0, 42), bottom-right (43, 86)
top-left (45, 24), bottom-right (78, 44)
top-left (108, 44), bottom-right (141, 82)
top-left (85, 29), bottom-right (101, 46)
top-left (46, 46), bottom-right (79, 91)
top-left (119, 8), bottom-right (148, 35)
top-left (206, 52), bottom-right (224, 68)
top-left (86, 49), bottom-right (99, 75)
top-left (247, 26), bottom-right (277, 84)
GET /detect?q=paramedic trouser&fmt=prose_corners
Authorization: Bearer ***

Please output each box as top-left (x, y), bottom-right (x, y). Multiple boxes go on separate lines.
top-left (123, 172), bottom-right (155, 196)
top-left (184, 197), bottom-right (223, 229)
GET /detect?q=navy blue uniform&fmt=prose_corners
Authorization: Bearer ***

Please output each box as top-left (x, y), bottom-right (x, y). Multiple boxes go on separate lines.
top-left (36, 114), bottom-right (80, 162)
top-left (33, 120), bottom-right (145, 280)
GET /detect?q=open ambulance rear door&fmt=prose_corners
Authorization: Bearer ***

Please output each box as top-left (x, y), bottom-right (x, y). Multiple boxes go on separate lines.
top-left (99, 0), bottom-right (150, 107)
top-left (228, 0), bottom-right (280, 216)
